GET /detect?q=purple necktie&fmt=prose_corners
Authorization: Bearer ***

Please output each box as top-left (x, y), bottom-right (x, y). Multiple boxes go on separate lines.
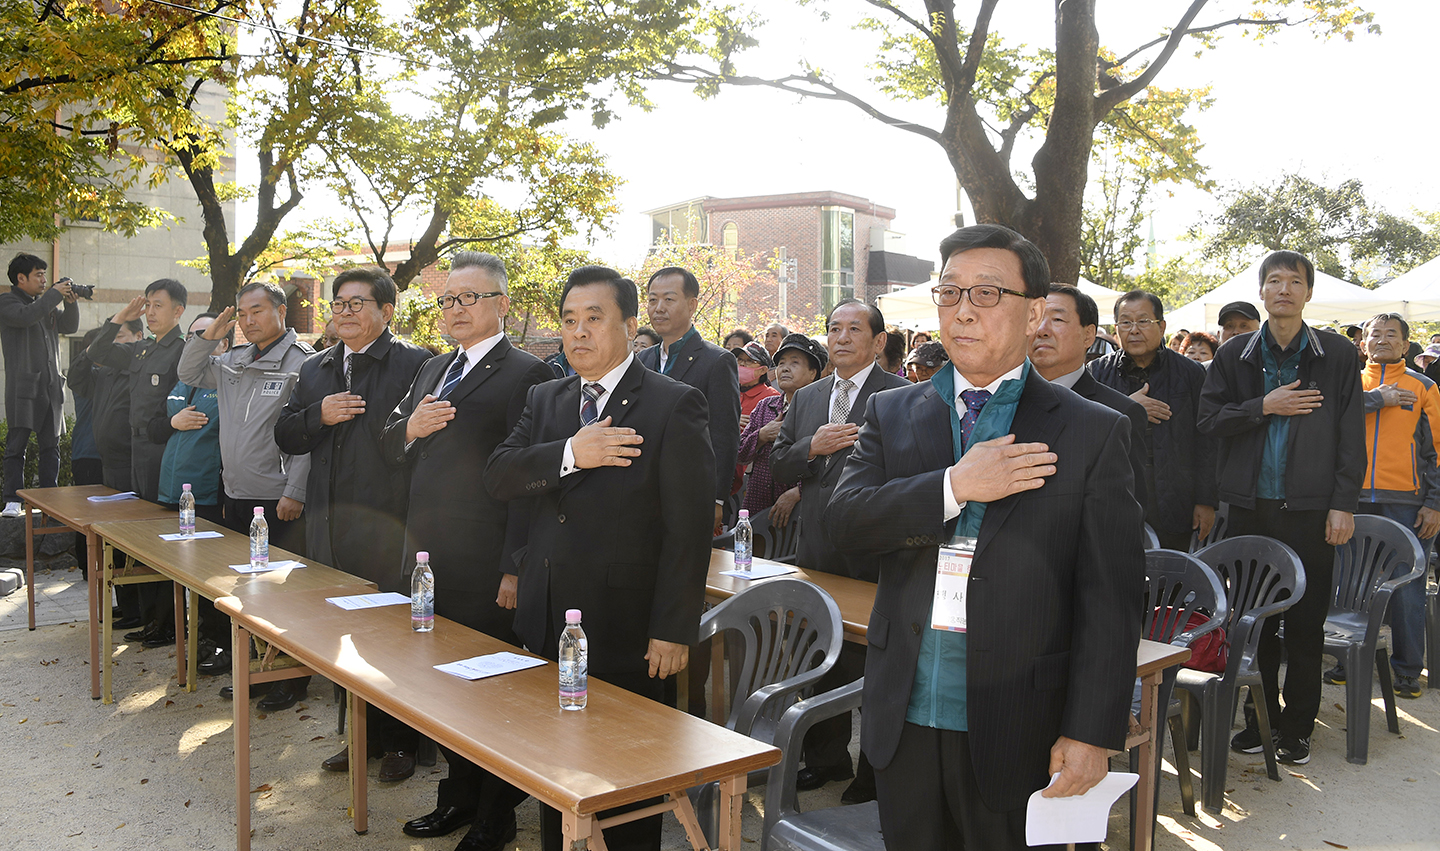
top-left (959, 389), bottom-right (991, 449)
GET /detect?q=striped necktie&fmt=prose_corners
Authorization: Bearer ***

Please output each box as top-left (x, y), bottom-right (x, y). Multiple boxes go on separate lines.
top-left (438, 351), bottom-right (467, 400)
top-left (581, 382), bottom-right (603, 426)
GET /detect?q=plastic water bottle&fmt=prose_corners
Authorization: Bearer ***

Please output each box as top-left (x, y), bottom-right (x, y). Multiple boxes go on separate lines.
top-left (734, 509), bottom-right (753, 572)
top-left (558, 609), bottom-right (588, 710)
top-left (178, 484), bottom-right (195, 537)
top-left (411, 551), bottom-right (434, 633)
top-left (249, 506), bottom-right (268, 570)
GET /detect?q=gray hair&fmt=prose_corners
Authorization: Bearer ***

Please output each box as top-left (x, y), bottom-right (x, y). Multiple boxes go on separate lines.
top-left (237, 281), bottom-right (287, 309)
top-left (450, 251), bottom-right (508, 294)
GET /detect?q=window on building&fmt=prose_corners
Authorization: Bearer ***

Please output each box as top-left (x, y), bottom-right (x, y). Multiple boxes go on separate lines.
top-left (820, 207), bottom-right (855, 314)
top-left (722, 222), bottom-right (738, 259)
top-left (649, 203), bottom-right (704, 244)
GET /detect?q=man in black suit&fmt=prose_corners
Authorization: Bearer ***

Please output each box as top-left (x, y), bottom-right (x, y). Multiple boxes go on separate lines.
top-left (825, 225), bottom-right (1144, 850)
top-left (275, 268), bottom-right (432, 755)
top-left (1031, 283), bottom-right (1149, 516)
top-left (384, 252), bottom-right (553, 850)
top-left (635, 266), bottom-right (739, 532)
top-left (770, 297), bottom-right (908, 800)
top-left (485, 265), bottom-right (714, 851)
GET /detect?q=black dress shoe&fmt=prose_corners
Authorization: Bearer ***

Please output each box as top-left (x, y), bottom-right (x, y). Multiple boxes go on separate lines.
top-left (141, 630), bottom-right (176, 648)
top-left (112, 606), bottom-right (124, 619)
top-left (402, 805), bottom-right (475, 838)
top-left (256, 678), bottom-right (309, 711)
top-left (124, 623), bottom-right (156, 641)
top-left (197, 648), bottom-right (233, 676)
top-left (840, 779), bottom-right (876, 804)
top-left (321, 747), bottom-right (351, 773)
top-left (455, 810), bottom-right (518, 851)
top-left (219, 682), bottom-right (272, 701)
top-left (114, 616), bottom-right (144, 631)
top-left (378, 751), bottom-right (416, 782)
top-left (795, 764), bottom-right (854, 792)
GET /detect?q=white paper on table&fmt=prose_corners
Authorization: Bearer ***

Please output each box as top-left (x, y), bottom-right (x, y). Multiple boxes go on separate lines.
top-left (228, 559), bottom-right (305, 574)
top-left (1025, 772), bottom-right (1138, 846)
top-left (327, 592), bottom-right (411, 610)
top-left (720, 563), bottom-right (797, 579)
top-left (87, 492), bottom-right (138, 502)
top-left (434, 652), bottom-right (547, 681)
top-left (158, 530), bottom-right (225, 541)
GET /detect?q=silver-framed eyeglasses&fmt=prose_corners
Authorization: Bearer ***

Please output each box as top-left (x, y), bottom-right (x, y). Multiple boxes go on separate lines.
top-left (437, 291), bottom-right (503, 310)
top-left (931, 284), bottom-right (1027, 308)
top-left (330, 297), bottom-right (377, 315)
top-left (1115, 318), bottom-right (1160, 332)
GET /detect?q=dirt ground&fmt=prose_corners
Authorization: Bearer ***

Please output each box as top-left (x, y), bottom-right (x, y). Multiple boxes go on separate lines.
top-left (1, 565), bottom-right (1436, 851)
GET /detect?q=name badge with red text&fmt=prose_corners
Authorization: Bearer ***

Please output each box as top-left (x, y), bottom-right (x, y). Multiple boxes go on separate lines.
top-left (930, 536), bottom-right (976, 633)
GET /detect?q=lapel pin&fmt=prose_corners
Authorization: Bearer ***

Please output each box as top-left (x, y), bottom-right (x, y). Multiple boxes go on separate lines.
top-left (622, 399), bottom-right (629, 405)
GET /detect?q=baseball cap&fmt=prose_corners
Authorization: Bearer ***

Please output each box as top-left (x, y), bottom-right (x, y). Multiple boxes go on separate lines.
top-left (1218, 301), bottom-right (1261, 324)
top-left (731, 340), bottom-right (773, 369)
top-left (774, 333), bottom-right (827, 374)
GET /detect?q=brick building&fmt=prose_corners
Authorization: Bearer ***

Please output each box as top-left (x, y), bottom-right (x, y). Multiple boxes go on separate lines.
top-left (644, 191), bottom-right (934, 321)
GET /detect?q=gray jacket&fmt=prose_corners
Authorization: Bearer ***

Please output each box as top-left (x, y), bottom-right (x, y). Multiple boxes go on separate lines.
top-left (178, 329), bottom-right (313, 503)
top-left (0, 285), bottom-right (79, 433)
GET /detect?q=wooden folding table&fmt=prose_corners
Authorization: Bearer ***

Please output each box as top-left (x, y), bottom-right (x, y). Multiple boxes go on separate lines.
top-left (217, 586), bottom-right (781, 851)
top-left (17, 485), bottom-right (174, 699)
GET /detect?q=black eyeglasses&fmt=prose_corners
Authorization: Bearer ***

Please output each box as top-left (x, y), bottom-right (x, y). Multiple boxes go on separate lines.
top-left (931, 284), bottom-right (1027, 309)
top-left (437, 291), bottom-right (503, 310)
top-left (330, 297), bottom-right (377, 315)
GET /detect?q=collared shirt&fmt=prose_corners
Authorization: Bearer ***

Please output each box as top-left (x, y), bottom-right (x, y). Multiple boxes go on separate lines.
top-left (1258, 321), bottom-right (1308, 500)
top-left (340, 337), bottom-right (377, 387)
top-left (940, 361), bottom-right (1028, 519)
top-left (252, 335), bottom-right (284, 362)
top-left (1049, 364), bottom-right (1086, 390)
top-left (828, 360), bottom-right (878, 422)
top-left (560, 353), bottom-right (635, 477)
top-left (910, 359), bottom-right (1030, 732)
top-left (430, 331), bottom-right (505, 397)
top-left (658, 325), bottom-right (698, 375)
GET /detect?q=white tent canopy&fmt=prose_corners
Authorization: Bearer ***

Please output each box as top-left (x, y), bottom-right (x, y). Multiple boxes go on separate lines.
top-left (1375, 255), bottom-right (1440, 321)
top-left (1163, 261), bottom-right (1404, 332)
top-left (875, 278), bottom-right (1124, 331)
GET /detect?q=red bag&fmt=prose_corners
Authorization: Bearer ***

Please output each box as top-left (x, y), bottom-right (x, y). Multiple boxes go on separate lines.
top-left (1148, 608), bottom-right (1228, 673)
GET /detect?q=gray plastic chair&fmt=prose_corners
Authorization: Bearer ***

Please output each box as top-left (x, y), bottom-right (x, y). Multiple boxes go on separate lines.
top-left (1189, 503), bottom-right (1230, 553)
top-left (689, 578), bottom-right (844, 843)
top-left (713, 506), bottom-right (802, 564)
top-left (1143, 523), bottom-right (1160, 549)
top-left (1136, 549), bottom-right (1228, 822)
top-left (1323, 514), bottom-right (1426, 764)
top-left (762, 679), bottom-right (882, 851)
top-left (1178, 535), bottom-right (1305, 812)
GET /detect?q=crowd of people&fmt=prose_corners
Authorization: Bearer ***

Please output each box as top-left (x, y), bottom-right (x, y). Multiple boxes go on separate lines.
top-left (0, 227), bottom-right (1431, 850)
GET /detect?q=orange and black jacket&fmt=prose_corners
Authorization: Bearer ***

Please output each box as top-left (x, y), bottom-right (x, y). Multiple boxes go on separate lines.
top-left (1361, 360), bottom-right (1440, 508)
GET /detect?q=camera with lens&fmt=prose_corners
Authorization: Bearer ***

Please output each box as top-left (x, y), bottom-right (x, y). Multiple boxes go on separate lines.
top-left (56, 277), bottom-right (94, 300)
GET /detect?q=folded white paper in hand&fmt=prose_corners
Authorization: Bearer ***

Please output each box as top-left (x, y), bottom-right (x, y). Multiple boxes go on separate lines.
top-left (1025, 771), bottom-right (1137, 846)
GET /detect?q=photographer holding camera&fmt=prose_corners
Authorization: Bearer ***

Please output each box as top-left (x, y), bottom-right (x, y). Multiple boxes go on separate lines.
top-left (0, 253), bottom-right (80, 516)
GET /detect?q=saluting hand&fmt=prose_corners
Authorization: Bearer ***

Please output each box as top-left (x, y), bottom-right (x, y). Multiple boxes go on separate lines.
top-left (114, 294), bottom-right (147, 324)
top-left (571, 416), bottom-right (643, 469)
top-left (405, 395), bottom-right (455, 442)
top-left (202, 306), bottom-right (238, 342)
top-left (320, 392), bottom-right (366, 425)
top-left (948, 434), bottom-right (1056, 504)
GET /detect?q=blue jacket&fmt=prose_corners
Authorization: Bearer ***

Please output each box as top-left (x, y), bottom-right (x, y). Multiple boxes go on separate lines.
top-left (155, 380), bottom-right (221, 505)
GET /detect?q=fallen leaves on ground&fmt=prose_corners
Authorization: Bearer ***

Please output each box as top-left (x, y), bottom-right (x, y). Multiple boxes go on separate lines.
top-left (250, 784), bottom-right (272, 794)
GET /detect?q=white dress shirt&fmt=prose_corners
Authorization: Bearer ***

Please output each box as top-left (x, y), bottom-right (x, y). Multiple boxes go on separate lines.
top-left (1049, 364), bottom-right (1086, 390)
top-left (560, 353), bottom-right (635, 477)
top-left (431, 331), bottom-right (505, 396)
top-left (828, 360), bottom-right (877, 422)
top-left (941, 362), bottom-right (1027, 521)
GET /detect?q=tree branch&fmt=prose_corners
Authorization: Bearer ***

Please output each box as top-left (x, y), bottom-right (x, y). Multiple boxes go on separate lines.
top-left (861, 0), bottom-right (946, 57)
top-left (956, 0), bottom-right (1001, 92)
top-left (658, 65), bottom-right (941, 142)
top-left (1102, 14), bottom-right (1290, 71)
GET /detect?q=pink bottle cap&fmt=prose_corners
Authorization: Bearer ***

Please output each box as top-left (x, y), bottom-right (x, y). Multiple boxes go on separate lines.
top-left (565, 608), bottom-right (582, 623)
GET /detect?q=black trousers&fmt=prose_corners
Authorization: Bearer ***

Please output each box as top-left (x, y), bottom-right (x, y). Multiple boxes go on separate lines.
top-left (803, 641), bottom-right (871, 782)
top-left (101, 463), bottom-right (141, 620)
top-left (538, 669), bottom-right (666, 851)
top-left (2, 408), bottom-right (60, 503)
top-left (1228, 500), bottom-right (1333, 740)
top-left (221, 492), bottom-right (313, 691)
top-left (160, 500), bottom-right (227, 645)
top-left (875, 724), bottom-right (1069, 851)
